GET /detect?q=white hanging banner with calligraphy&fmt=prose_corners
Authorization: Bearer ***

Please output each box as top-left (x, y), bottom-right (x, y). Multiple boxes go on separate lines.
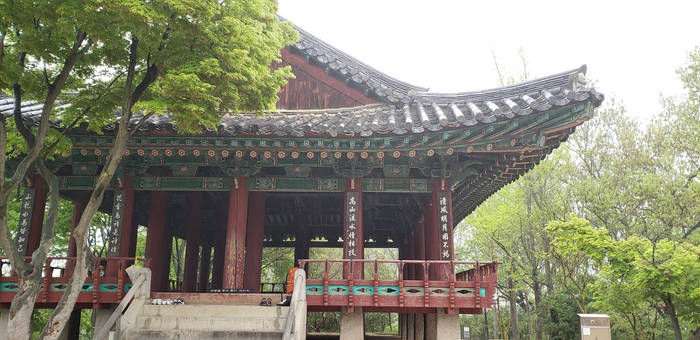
top-left (16, 188), bottom-right (36, 255)
top-left (344, 192), bottom-right (360, 259)
top-left (107, 190), bottom-right (126, 257)
top-left (437, 191), bottom-right (452, 260)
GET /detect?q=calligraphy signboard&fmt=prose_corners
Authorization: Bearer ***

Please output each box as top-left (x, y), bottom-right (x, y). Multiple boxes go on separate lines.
top-left (16, 188), bottom-right (35, 255)
top-left (344, 192), bottom-right (360, 259)
top-left (437, 191), bottom-right (452, 260)
top-left (106, 190), bottom-right (125, 257)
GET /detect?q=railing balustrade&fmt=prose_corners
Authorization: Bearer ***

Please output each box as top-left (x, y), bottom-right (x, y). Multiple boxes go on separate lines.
top-left (0, 257), bottom-right (149, 306)
top-left (298, 259), bottom-right (498, 311)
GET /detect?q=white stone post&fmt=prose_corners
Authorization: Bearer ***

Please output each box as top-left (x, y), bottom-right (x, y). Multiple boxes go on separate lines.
top-left (0, 309), bottom-right (9, 339)
top-left (340, 306), bottom-right (364, 340)
top-left (436, 308), bottom-right (460, 340)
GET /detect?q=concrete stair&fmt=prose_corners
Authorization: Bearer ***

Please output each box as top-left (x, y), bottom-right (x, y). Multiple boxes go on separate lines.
top-left (125, 303), bottom-right (289, 340)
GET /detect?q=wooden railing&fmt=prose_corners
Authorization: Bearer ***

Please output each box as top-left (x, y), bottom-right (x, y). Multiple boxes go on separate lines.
top-left (298, 259), bottom-right (498, 313)
top-left (0, 257), bottom-right (149, 307)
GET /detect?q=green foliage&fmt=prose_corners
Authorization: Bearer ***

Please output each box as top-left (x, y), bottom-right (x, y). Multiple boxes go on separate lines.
top-left (542, 291), bottom-right (580, 340)
top-left (2, 0), bottom-right (297, 155)
top-left (458, 47), bottom-right (700, 339)
top-left (261, 247), bottom-right (293, 284)
top-left (307, 312), bottom-right (340, 333)
top-left (547, 217), bottom-right (700, 336)
top-left (364, 313), bottom-right (398, 335)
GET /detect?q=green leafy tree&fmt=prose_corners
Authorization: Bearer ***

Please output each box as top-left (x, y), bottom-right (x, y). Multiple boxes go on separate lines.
top-left (459, 47), bottom-right (699, 339)
top-left (1, 1), bottom-right (296, 338)
top-left (547, 217), bottom-right (700, 340)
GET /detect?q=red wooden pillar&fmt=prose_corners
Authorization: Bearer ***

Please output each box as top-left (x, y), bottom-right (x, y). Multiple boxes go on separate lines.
top-left (117, 176), bottom-right (136, 258)
top-left (423, 195), bottom-right (440, 280)
top-left (145, 191), bottom-right (168, 292)
top-left (26, 175), bottom-right (47, 256)
top-left (429, 179), bottom-right (453, 280)
top-left (440, 181), bottom-right (455, 280)
top-left (182, 192), bottom-right (203, 292)
top-left (222, 177), bottom-right (249, 290)
top-left (243, 192), bottom-right (265, 292)
top-left (343, 177), bottom-right (363, 279)
top-left (211, 229), bottom-right (226, 289)
top-left (415, 215), bottom-right (426, 280)
top-left (198, 245), bottom-right (212, 292)
top-left (68, 199), bottom-right (87, 257)
top-left (400, 233), bottom-right (413, 280)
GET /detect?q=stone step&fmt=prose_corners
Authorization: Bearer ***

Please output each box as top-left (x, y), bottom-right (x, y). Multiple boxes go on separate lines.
top-left (136, 315), bottom-right (287, 332)
top-left (126, 329), bottom-right (284, 340)
top-left (142, 304), bottom-right (289, 318)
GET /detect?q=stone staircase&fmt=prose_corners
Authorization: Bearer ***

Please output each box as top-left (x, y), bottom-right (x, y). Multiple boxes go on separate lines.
top-left (124, 303), bottom-right (289, 340)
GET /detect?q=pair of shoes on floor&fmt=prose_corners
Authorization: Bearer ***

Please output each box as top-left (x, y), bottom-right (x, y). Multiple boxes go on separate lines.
top-left (259, 297), bottom-right (273, 306)
top-left (277, 297), bottom-right (291, 306)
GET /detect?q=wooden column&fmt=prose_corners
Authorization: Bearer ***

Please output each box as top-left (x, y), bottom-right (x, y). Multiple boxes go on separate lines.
top-left (423, 196), bottom-right (440, 280)
top-left (343, 177), bottom-right (363, 279)
top-left (294, 216), bottom-right (309, 264)
top-left (415, 214), bottom-right (426, 280)
top-left (243, 192), bottom-right (265, 292)
top-left (182, 192), bottom-right (203, 292)
top-left (117, 176), bottom-right (136, 258)
top-left (222, 177), bottom-right (249, 289)
top-left (68, 199), bottom-right (87, 257)
top-left (66, 310), bottom-right (81, 340)
top-left (145, 191), bottom-right (168, 292)
top-left (26, 175), bottom-right (47, 256)
top-left (211, 229), bottom-right (226, 289)
top-left (198, 245), bottom-right (212, 292)
top-left (404, 231), bottom-right (414, 280)
top-left (430, 179), bottom-right (453, 280)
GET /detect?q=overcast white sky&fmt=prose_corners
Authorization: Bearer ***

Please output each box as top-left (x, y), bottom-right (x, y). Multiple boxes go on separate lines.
top-left (278, 0), bottom-right (700, 122)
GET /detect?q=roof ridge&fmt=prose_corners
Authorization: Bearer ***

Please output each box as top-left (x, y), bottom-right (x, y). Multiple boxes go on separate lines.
top-left (238, 103), bottom-right (390, 116)
top-left (291, 23), bottom-right (429, 92)
top-left (280, 16), bottom-right (428, 103)
top-left (415, 65), bottom-right (587, 99)
top-left (282, 17), bottom-right (591, 106)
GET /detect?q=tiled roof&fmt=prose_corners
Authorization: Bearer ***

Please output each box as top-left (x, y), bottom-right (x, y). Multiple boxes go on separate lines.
top-left (2, 23), bottom-right (602, 139)
top-left (288, 23), bottom-right (428, 103)
top-left (1, 66), bottom-right (602, 138)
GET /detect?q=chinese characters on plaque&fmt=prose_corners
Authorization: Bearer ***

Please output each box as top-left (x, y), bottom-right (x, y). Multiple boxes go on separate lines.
top-left (437, 192), bottom-right (451, 260)
top-left (16, 188), bottom-right (36, 255)
top-left (106, 190), bottom-right (125, 257)
top-left (344, 192), bottom-right (359, 259)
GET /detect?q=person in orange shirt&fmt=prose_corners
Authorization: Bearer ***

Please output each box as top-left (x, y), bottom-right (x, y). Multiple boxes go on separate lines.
top-left (278, 260), bottom-right (300, 306)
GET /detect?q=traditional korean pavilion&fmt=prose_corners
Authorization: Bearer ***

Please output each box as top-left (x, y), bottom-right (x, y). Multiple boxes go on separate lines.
top-left (0, 21), bottom-right (602, 340)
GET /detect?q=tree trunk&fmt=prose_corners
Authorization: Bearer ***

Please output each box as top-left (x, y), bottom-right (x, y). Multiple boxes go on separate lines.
top-left (7, 279), bottom-right (41, 340)
top-left (508, 278), bottom-right (520, 340)
top-left (664, 295), bottom-right (683, 340)
top-left (7, 162), bottom-right (61, 340)
top-left (38, 36), bottom-right (155, 340)
top-left (525, 300), bottom-right (532, 340)
top-left (493, 297), bottom-right (500, 339)
top-left (0, 31), bottom-right (90, 340)
top-left (483, 309), bottom-right (489, 340)
top-left (533, 280), bottom-right (543, 340)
